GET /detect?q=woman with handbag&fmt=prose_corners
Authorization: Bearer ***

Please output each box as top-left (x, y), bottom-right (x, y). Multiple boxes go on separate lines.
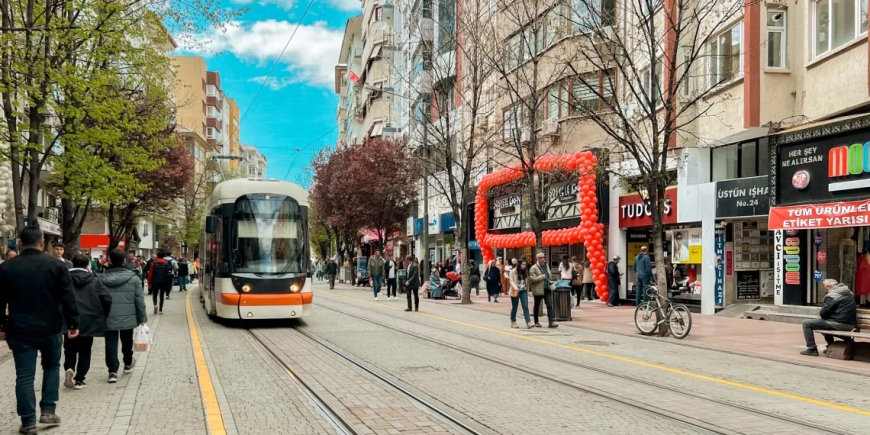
top-left (509, 259), bottom-right (532, 328)
top-left (484, 260), bottom-right (501, 302)
top-left (569, 257), bottom-right (584, 307)
top-left (582, 259), bottom-right (596, 301)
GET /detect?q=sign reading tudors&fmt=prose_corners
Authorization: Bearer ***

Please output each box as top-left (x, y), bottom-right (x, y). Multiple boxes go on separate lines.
top-left (777, 131), bottom-right (870, 206)
top-left (715, 176), bottom-right (770, 218)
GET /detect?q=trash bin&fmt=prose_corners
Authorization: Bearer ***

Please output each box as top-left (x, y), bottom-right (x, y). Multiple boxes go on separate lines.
top-left (553, 281), bottom-right (573, 321)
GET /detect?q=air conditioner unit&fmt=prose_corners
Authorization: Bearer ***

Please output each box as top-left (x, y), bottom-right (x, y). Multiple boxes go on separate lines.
top-left (544, 119), bottom-right (560, 136)
top-left (520, 128), bottom-right (531, 144)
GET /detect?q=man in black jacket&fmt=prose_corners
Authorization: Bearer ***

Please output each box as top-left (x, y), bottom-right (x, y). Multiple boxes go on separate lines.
top-left (0, 225), bottom-right (80, 434)
top-left (326, 258), bottom-right (338, 289)
top-left (801, 279), bottom-right (858, 356)
top-left (404, 256), bottom-right (420, 312)
top-left (63, 254), bottom-right (112, 390)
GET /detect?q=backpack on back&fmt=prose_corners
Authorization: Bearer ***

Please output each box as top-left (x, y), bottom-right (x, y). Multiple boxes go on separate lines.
top-left (150, 261), bottom-right (173, 286)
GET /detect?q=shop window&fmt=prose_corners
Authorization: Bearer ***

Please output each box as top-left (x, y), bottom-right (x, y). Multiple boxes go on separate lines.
top-left (712, 145), bottom-right (738, 181)
top-left (741, 142), bottom-right (757, 177)
top-left (710, 138), bottom-right (771, 182)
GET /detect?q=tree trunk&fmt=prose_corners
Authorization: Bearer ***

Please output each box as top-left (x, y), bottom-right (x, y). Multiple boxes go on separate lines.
top-left (456, 218), bottom-right (472, 304)
top-left (649, 181), bottom-right (670, 337)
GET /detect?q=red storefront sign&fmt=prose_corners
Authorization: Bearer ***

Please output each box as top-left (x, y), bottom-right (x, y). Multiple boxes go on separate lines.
top-left (768, 199), bottom-right (870, 230)
top-left (618, 189), bottom-right (679, 228)
top-left (80, 234), bottom-right (126, 250)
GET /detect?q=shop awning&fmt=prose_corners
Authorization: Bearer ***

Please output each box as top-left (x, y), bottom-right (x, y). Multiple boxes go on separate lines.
top-left (710, 126), bottom-right (772, 147)
top-left (768, 199), bottom-right (870, 230)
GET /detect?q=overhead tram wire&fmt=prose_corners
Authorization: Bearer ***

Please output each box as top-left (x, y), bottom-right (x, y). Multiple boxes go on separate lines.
top-left (238, 0), bottom-right (315, 125)
top-left (282, 125), bottom-right (339, 181)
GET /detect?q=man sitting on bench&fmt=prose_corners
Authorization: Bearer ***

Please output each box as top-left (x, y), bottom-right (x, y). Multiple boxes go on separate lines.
top-left (801, 279), bottom-right (858, 356)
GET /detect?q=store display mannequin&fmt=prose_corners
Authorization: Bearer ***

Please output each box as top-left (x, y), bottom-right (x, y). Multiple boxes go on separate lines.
top-left (856, 252), bottom-right (870, 304)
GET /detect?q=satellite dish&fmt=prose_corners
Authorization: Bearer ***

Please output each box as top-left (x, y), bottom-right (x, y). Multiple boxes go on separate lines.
top-left (377, 21), bottom-right (388, 31)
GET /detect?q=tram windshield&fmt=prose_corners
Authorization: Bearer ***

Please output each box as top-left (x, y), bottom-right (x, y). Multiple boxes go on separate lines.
top-left (231, 194), bottom-right (306, 275)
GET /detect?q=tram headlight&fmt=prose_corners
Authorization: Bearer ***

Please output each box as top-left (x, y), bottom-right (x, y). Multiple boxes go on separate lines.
top-left (290, 284), bottom-right (300, 293)
top-left (242, 284), bottom-right (252, 293)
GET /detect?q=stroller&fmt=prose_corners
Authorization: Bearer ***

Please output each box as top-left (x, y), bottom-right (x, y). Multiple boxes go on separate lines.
top-left (356, 270), bottom-right (370, 287)
top-left (441, 271), bottom-right (462, 299)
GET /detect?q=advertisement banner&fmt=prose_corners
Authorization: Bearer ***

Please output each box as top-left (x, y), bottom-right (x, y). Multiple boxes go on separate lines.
top-left (768, 199), bottom-right (870, 230)
top-left (618, 189), bottom-right (678, 228)
top-left (773, 230), bottom-right (783, 305)
top-left (736, 270), bottom-right (761, 300)
top-left (672, 228), bottom-right (702, 264)
top-left (626, 231), bottom-right (649, 267)
top-left (773, 229), bottom-right (807, 305)
top-left (714, 229), bottom-right (725, 306)
top-left (777, 131), bottom-right (870, 206)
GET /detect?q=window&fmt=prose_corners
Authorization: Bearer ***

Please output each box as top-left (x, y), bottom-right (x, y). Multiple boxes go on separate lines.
top-left (438, 0), bottom-right (456, 54)
top-left (503, 105), bottom-right (522, 139)
top-left (574, 0), bottom-right (616, 31)
top-left (813, 0), bottom-right (868, 58)
top-left (572, 71), bottom-right (614, 113)
top-left (372, 6), bottom-right (382, 23)
top-left (207, 106), bottom-right (217, 117)
top-left (740, 141), bottom-right (757, 177)
top-left (546, 84), bottom-right (569, 120)
top-left (505, 6), bottom-right (564, 70)
top-left (481, 89), bottom-right (496, 113)
top-left (639, 0), bottom-right (664, 17)
top-left (207, 127), bottom-right (215, 139)
top-left (641, 60), bottom-right (663, 107)
top-left (202, 79), bottom-right (206, 92)
top-left (767, 11), bottom-right (786, 68)
top-left (206, 84), bottom-right (217, 96)
top-left (710, 138), bottom-right (771, 181)
top-left (202, 101), bottom-right (206, 115)
top-left (707, 21), bottom-right (742, 87)
top-left (712, 145), bottom-right (738, 181)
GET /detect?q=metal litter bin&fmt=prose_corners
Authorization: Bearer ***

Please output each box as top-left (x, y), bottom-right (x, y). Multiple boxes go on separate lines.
top-left (553, 284), bottom-right (573, 321)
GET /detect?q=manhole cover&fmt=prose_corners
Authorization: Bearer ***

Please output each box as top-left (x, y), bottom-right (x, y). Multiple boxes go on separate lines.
top-left (573, 340), bottom-right (611, 346)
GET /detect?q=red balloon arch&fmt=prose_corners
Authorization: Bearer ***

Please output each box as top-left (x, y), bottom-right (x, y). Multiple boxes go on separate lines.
top-left (474, 151), bottom-right (608, 301)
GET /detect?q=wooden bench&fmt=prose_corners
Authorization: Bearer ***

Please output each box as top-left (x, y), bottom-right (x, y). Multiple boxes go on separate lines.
top-left (819, 309), bottom-right (870, 361)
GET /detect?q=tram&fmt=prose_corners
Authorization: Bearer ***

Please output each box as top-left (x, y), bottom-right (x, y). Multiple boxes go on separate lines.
top-left (200, 178), bottom-right (313, 320)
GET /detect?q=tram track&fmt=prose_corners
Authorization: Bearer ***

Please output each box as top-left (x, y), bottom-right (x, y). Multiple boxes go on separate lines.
top-left (313, 298), bottom-right (852, 435)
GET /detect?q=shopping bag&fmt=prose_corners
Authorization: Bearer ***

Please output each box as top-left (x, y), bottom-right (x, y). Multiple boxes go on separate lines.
top-left (133, 324), bottom-right (151, 352)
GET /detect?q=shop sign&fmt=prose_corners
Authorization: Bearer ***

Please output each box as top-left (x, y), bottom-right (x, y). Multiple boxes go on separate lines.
top-left (714, 229), bottom-right (725, 306)
top-left (725, 250), bottom-right (733, 276)
top-left (736, 270), bottom-right (761, 300)
top-left (715, 176), bottom-right (770, 218)
top-left (407, 217), bottom-right (414, 236)
top-left (773, 229), bottom-right (807, 306)
top-left (490, 195), bottom-right (521, 230)
top-left (768, 199), bottom-right (870, 230)
top-left (468, 240), bottom-right (479, 250)
top-left (672, 228), bottom-right (702, 264)
top-left (817, 250), bottom-right (827, 263)
top-left (814, 269), bottom-right (824, 282)
top-left (626, 231), bottom-right (649, 267)
top-left (544, 178), bottom-right (580, 221)
top-left (428, 214), bottom-right (440, 234)
top-left (813, 232), bottom-right (823, 247)
top-left (618, 189), bottom-right (678, 228)
top-left (777, 132), bottom-right (870, 205)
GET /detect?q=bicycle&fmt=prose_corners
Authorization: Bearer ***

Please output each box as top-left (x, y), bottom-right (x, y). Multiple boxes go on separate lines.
top-left (633, 286), bottom-right (693, 339)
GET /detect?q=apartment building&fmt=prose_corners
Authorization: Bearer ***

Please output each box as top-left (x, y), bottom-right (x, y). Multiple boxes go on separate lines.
top-left (228, 98), bottom-right (242, 167)
top-left (336, 15), bottom-right (364, 144)
top-left (239, 143), bottom-right (268, 178)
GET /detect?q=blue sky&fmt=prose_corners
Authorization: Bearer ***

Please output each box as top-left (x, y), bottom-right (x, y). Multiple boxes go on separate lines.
top-left (188, 0), bottom-right (361, 185)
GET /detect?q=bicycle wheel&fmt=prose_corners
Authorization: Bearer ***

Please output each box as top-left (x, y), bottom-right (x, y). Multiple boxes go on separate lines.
top-left (634, 302), bottom-right (659, 335)
top-left (668, 304), bottom-right (693, 339)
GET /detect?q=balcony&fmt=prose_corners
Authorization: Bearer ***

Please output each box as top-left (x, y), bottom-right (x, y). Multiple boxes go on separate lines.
top-left (206, 96), bottom-right (221, 109)
top-left (206, 117), bottom-right (221, 131)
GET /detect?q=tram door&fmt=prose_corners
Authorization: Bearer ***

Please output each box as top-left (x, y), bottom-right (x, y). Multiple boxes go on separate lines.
top-left (203, 214), bottom-right (221, 311)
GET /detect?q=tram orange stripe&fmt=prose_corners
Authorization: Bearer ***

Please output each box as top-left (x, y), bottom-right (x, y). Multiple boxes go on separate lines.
top-left (238, 294), bottom-right (304, 306)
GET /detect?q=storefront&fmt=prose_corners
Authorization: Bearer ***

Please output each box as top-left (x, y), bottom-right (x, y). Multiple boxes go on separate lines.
top-left (488, 183), bottom-right (524, 264)
top-left (617, 188), bottom-right (679, 302)
top-left (770, 121), bottom-right (870, 307)
top-left (80, 234), bottom-right (125, 259)
top-left (715, 176), bottom-right (775, 304)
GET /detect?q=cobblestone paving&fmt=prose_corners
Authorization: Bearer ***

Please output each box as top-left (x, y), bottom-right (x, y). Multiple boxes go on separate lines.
top-left (0, 285), bottom-right (207, 435)
top-left (252, 325), bottom-right (466, 435)
top-left (190, 289), bottom-right (338, 435)
top-left (313, 283), bottom-right (870, 434)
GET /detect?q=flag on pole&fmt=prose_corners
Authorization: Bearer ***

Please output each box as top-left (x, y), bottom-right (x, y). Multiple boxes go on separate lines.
top-left (348, 64), bottom-right (361, 83)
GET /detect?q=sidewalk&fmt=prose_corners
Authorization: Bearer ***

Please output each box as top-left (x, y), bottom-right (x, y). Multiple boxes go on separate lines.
top-left (332, 282), bottom-right (870, 376)
top-left (0, 288), bottom-right (206, 434)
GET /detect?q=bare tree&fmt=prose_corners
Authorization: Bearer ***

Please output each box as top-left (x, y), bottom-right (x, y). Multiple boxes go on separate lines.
top-left (561, 0), bottom-right (744, 333)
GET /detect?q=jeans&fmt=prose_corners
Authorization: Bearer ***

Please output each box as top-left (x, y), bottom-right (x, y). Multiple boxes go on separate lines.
top-left (63, 335), bottom-right (94, 383)
top-left (511, 290), bottom-right (531, 324)
top-left (105, 329), bottom-right (134, 374)
top-left (372, 275), bottom-right (383, 297)
top-left (386, 278), bottom-right (397, 297)
top-left (406, 286), bottom-right (419, 310)
top-left (607, 282), bottom-right (619, 306)
top-left (533, 290), bottom-right (555, 324)
top-left (328, 273), bottom-right (336, 289)
top-left (583, 282), bottom-right (596, 300)
top-left (801, 318), bottom-right (854, 349)
top-left (152, 283), bottom-right (169, 311)
top-left (179, 275), bottom-right (188, 290)
top-left (7, 334), bottom-right (63, 426)
top-left (635, 276), bottom-right (651, 305)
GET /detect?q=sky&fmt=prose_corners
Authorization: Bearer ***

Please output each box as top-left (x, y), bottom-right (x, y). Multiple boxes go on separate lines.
top-left (184, 0), bottom-right (361, 186)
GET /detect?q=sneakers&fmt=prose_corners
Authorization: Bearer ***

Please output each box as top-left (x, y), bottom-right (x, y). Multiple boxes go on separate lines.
top-left (404, 308), bottom-right (412, 312)
top-left (39, 413), bottom-right (61, 424)
top-left (800, 348), bottom-right (820, 356)
top-left (74, 381), bottom-right (86, 390)
top-left (63, 369), bottom-right (75, 389)
top-left (154, 306), bottom-right (158, 314)
top-left (123, 357), bottom-right (136, 374)
top-left (527, 323), bottom-right (533, 329)
top-left (165, 295), bottom-right (170, 300)
top-left (159, 311), bottom-right (163, 315)
top-left (108, 372), bottom-right (118, 383)
top-left (18, 425), bottom-right (36, 434)
top-left (374, 296), bottom-right (379, 301)
top-left (534, 323), bottom-right (543, 328)
top-left (510, 322), bottom-right (518, 328)
top-left (548, 322), bottom-right (559, 328)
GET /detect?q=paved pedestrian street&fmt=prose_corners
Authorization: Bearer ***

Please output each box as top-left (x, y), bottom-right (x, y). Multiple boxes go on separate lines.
top-left (1, 282), bottom-right (870, 434)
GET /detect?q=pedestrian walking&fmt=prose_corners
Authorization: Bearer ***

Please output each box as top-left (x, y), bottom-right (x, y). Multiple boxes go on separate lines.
top-left (484, 260), bottom-right (501, 302)
top-left (633, 246), bottom-right (652, 306)
top-left (164, 252), bottom-right (178, 299)
top-left (326, 258), bottom-right (338, 289)
top-left (558, 255), bottom-right (574, 304)
top-left (52, 244), bottom-right (72, 269)
top-left (177, 258), bottom-right (190, 292)
top-left (469, 259), bottom-right (481, 297)
top-left (570, 257), bottom-right (583, 307)
top-left (368, 250), bottom-right (385, 300)
top-left (146, 251), bottom-right (173, 314)
top-left (144, 254), bottom-right (156, 295)
top-left (0, 225), bottom-right (80, 434)
top-left (316, 260), bottom-right (324, 282)
top-left (581, 260), bottom-right (595, 301)
top-left (404, 255), bottom-right (420, 312)
top-left (64, 254), bottom-right (112, 390)
top-left (607, 256), bottom-right (623, 307)
top-left (509, 259), bottom-right (532, 329)
top-left (189, 257), bottom-right (197, 284)
top-left (529, 252), bottom-right (558, 328)
top-left (99, 249), bottom-right (147, 383)
top-left (384, 253), bottom-right (398, 300)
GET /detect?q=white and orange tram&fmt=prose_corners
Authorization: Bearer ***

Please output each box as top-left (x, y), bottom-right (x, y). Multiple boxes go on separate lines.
top-left (200, 178), bottom-right (313, 320)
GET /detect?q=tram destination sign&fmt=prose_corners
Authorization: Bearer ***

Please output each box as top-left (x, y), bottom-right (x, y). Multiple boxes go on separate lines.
top-left (715, 176), bottom-right (770, 218)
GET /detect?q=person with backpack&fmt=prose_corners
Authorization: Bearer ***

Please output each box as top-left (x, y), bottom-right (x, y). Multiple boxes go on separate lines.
top-left (143, 254), bottom-right (156, 295)
top-left (163, 252), bottom-right (178, 300)
top-left (99, 249), bottom-right (147, 383)
top-left (64, 254), bottom-right (112, 390)
top-left (147, 252), bottom-right (173, 314)
top-left (177, 258), bottom-right (189, 292)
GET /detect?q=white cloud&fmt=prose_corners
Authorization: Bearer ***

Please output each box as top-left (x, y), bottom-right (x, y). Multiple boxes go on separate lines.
top-left (248, 76), bottom-right (297, 90)
top-left (328, 0), bottom-right (361, 11)
top-left (230, 0), bottom-right (296, 10)
top-left (192, 20), bottom-right (344, 89)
